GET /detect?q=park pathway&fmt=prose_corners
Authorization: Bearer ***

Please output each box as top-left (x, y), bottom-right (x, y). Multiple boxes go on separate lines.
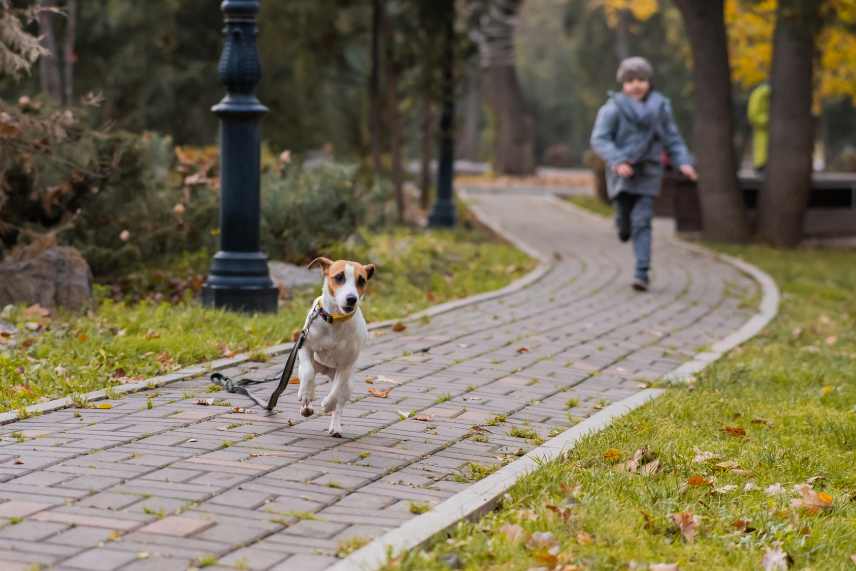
top-left (0, 191), bottom-right (758, 571)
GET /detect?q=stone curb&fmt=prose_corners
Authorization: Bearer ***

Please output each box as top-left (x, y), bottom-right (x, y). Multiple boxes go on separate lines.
top-left (331, 191), bottom-right (780, 571)
top-left (0, 204), bottom-right (551, 426)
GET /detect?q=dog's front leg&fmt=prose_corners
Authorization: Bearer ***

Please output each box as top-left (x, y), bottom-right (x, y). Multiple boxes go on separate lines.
top-left (297, 347), bottom-right (316, 417)
top-left (325, 366), bottom-right (353, 438)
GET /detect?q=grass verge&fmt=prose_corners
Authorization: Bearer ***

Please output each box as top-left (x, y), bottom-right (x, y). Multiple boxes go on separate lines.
top-left (0, 225), bottom-right (534, 412)
top-left (384, 246), bottom-right (856, 571)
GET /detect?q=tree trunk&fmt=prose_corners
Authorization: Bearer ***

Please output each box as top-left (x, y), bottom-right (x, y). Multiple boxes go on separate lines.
top-left (369, 0), bottom-right (385, 176)
top-left (419, 90), bottom-right (435, 210)
top-left (614, 9), bottom-right (630, 62)
top-left (387, 63), bottom-right (404, 222)
top-left (673, 0), bottom-right (750, 243)
top-left (63, 0), bottom-right (77, 105)
top-left (457, 58), bottom-right (481, 161)
top-left (475, 0), bottom-right (535, 175)
top-left (37, 0), bottom-right (63, 103)
top-left (757, 0), bottom-right (821, 247)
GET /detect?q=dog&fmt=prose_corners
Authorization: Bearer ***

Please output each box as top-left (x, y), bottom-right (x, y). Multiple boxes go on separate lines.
top-left (297, 257), bottom-right (375, 437)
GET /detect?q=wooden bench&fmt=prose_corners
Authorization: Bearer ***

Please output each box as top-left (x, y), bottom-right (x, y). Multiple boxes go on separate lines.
top-left (670, 170), bottom-right (856, 238)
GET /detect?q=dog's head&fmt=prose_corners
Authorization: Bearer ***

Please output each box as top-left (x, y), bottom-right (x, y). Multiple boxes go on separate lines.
top-left (307, 257), bottom-right (376, 315)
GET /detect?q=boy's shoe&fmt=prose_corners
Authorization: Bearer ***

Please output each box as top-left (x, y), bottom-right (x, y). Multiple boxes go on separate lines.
top-left (632, 277), bottom-right (649, 292)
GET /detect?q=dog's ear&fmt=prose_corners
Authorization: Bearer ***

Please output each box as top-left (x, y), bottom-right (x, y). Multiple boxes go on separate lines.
top-left (307, 257), bottom-right (333, 272)
top-left (364, 264), bottom-right (376, 281)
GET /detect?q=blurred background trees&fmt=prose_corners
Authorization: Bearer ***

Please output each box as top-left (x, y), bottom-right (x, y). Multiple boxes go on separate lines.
top-left (1, 0), bottom-right (855, 257)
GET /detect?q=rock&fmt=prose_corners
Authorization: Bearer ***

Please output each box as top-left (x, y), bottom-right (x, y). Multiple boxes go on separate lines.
top-left (268, 261), bottom-right (321, 291)
top-left (0, 246), bottom-right (93, 310)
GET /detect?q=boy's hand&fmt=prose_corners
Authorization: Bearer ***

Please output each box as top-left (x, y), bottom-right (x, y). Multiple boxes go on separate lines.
top-left (614, 163), bottom-right (634, 178)
top-left (679, 164), bottom-right (698, 181)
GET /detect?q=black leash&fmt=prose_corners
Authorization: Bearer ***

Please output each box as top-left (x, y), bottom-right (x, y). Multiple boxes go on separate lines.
top-left (210, 301), bottom-right (322, 411)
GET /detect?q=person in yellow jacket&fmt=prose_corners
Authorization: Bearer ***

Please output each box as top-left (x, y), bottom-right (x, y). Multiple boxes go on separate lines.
top-left (747, 83), bottom-right (770, 172)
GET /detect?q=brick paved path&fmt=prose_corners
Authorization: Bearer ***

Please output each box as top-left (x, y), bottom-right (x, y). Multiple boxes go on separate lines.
top-left (0, 192), bottom-right (757, 571)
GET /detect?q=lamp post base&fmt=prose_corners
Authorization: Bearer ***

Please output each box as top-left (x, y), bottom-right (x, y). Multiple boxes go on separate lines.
top-left (201, 251), bottom-right (278, 313)
top-left (428, 201), bottom-right (456, 228)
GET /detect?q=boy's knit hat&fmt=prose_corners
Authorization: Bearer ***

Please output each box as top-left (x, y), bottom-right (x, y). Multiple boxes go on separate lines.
top-left (616, 57), bottom-right (653, 83)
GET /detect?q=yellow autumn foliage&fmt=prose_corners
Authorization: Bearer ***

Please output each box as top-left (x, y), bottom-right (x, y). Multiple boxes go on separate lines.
top-left (726, 0), bottom-right (856, 104)
top-left (594, 0), bottom-right (659, 26)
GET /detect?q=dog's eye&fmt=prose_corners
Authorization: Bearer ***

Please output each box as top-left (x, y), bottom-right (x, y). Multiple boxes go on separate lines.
top-left (357, 276), bottom-right (366, 288)
top-left (334, 273), bottom-right (346, 284)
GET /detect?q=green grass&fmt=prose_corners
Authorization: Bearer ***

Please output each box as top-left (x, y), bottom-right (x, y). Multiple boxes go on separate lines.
top-left (563, 194), bottom-right (613, 218)
top-left (384, 246), bottom-right (856, 571)
top-left (0, 226), bottom-right (533, 412)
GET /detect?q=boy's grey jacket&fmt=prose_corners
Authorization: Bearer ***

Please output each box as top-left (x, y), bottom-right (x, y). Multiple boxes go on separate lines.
top-left (590, 90), bottom-right (693, 198)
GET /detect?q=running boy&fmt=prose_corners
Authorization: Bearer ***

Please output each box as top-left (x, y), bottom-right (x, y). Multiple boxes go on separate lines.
top-left (590, 56), bottom-right (697, 291)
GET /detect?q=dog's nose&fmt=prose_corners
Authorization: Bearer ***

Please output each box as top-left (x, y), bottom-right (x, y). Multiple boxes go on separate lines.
top-left (345, 295), bottom-right (358, 307)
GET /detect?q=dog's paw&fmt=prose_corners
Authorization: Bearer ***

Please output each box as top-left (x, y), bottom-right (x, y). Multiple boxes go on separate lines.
top-left (299, 401), bottom-right (314, 417)
top-left (327, 428), bottom-right (342, 438)
top-left (321, 395), bottom-right (337, 414)
top-left (327, 418), bottom-right (343, 438)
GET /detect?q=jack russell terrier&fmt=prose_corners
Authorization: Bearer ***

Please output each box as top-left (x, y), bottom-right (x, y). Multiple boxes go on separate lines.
top-left (298, 257), bottom-right (375, 437)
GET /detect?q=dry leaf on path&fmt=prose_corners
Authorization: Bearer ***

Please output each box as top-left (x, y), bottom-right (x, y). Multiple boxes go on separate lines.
top-left (368, 387), bottom-right (392, 398)
top-left (414, 415), bottom-right (432, 422)
top-left (500, 523), bottom-right (526, 544)
top-left (761, 544), bottom-right (792, 570)
top-left (517, 347), bottom-right (529, 353)
top-left (196, 399), bottom-right (214, 406)
top-left (288, 377), bottom-right (300, 385)
top-left (671, 512), bottom-right (700, 543)
top-left (392, 322), bottom-right (407, 332)
top-left (94, 403), bottom-right (113, 409)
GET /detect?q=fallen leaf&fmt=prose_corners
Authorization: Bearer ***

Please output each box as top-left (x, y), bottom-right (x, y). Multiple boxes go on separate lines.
top-left (693, 449), bottom-right (720, 463)
top-left (820, 385), bottom-right (835, 397)
top-left (687, 475), bottom-right (709, 487)
top-left (715, 460), bottom-right (741, 472)
top-left (392, 322), bottom-right (407, 332)
top-left (545, 504), bottom-right (572, 522)
top-left (761, 544), bottom-right (792, 570)
top-left (364, 377), bottom-right (374, 384)
top-left (517, 347), bottom-right (530, 353)
top-left (722, 426), bottom-right (746, 437)
top-left (221, 346), bottom-right (237, 358)
top-left (603, 448), bottom-right (622, 463)
top-left (196, 399), bottom-right (214, 406)
top-left (94, 403), bottom-right (113, 409)
top-left (526, 531), bottom-right (559, 550)
top-left (576, 531), bottom-right (593, 545)
top-left (414, 415), bottom-right (433, 422)
top-left (288, 377), bottom-right (300, 385)
top-left (500, 523), bottom-right (526, 543)
top-left (790, 484), bottom-right (833, 514)
top-left (671, 511), bottom-right (700, 543)
top-left (732, 518), bottom-right (752, 532)
top-left (368, 387), bottom-right (392, 398)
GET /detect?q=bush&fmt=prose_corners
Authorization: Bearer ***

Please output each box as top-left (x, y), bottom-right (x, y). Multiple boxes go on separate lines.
top-left (260, 162), bottom-right (391, 262)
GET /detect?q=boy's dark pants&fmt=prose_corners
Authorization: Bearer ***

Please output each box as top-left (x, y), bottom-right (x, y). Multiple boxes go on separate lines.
top-left (614, 192), bottom-right (654, 283)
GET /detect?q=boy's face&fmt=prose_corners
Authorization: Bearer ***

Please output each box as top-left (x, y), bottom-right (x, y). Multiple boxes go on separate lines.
top-left (622, 77), bottom-right (650, 100)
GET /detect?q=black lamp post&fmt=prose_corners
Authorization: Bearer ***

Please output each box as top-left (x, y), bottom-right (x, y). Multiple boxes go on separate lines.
top-left (202, 0), bottom-right (278, 313)
top-left (428, 0), bottom-right (457, 228)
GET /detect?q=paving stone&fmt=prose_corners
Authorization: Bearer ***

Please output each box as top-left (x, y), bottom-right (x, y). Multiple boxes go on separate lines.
top-left (137, 516), bottom-right (214, 536)
top-left (0, 500), bottom-right (53, 518)
top-left (62, 548), bottom-right (138, 570)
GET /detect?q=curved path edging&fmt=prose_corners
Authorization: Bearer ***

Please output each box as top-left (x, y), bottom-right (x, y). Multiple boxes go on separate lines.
top-left (0, 216), bottom-right (551, 427)
top-left (329, 191), bottom-right (780, 571)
